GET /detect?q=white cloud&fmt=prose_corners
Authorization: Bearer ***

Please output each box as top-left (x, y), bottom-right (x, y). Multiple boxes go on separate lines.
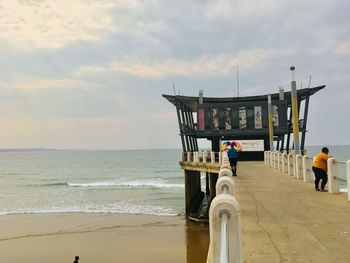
top-left (336, 42), bottom-right (350, 55)
top-left (0, 0), bottom-right (118, 50)
top-left (76, 49), bottom-right (277, 79)
top-left (10, 78), bottom-right (83, 91)
top-left (206, 0), bottom-right (284, 20)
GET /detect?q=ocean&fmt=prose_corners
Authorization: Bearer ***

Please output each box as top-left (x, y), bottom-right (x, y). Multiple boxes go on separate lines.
top-left (0, 146), bottom-right (349, 217)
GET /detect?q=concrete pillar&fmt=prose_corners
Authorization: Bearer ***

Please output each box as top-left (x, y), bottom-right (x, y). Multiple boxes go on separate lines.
top-left (346, 160), bottom-right (350, 201)
top-left (288, 154), bottom-right (294, 176)
top-left (207, 194), bottom-right (242, 263)
top-left (302, 155), bottom-right (312, 182)
top-left (328, 158), bottom-right (340, 194)
top-left (206, 172), bottom-right (210, 196)
top-left (209, 173), bottom-right (218, 202)
top-left (295, 154), bottom-right (303, 180)
top-left (282, 153), bottom-right (288, 173)
top-left (185, 170), bottom-right (202, 215)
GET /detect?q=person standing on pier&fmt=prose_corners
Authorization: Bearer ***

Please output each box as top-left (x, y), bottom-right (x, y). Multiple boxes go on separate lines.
top-left (312, 147), bottom-right (330, 192)
top-left (228, 141), bottom-right (239, 176)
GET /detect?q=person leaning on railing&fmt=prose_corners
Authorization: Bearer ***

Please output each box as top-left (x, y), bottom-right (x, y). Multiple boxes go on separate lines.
top-left (312, 147), bottom-right (330, 192)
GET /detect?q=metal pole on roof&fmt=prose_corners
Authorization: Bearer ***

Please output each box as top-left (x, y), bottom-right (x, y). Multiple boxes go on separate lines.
top-left (236, 64), bottom-right (240, 97)
top-left (268, 95), bottom-right (274, 151)
top-left (290, 66), bottom-right (300, 155)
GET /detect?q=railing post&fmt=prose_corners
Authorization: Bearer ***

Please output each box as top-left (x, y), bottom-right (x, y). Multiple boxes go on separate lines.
top-left (269, 151), bottom-right (274, 167)
top-left (207, 195), bottom-right (242, 263)
top-left (302, 155), bottom-right (312, 182)
top-left (203, 151), bottom-right (206, 163)
top-left (265, 151), bottom-right (270, 165)
top-left (219, 152), bottom-right (222, 165)
top-left (288, 154), bottom-right (294, 176)
top-left (211, 151), bottom-right (215, 164)
top-left (187, 152), bottom-right (191, 162)
top-left (277, 152), bottom-right (281, 171)
top-left (216, 176), bottom-right (235, 195)
top-left (282, 152), bottom-right (288, 173)
top-left (328, 158), bottom-right (340, 194)
top-left (347, 160), bottom-right (350, 201)
top-left (295, 154), bottom-right (303, 180)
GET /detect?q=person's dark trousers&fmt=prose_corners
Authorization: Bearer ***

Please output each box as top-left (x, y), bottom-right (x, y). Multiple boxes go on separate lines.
top-left (312, 166), bottom-right (328, 190)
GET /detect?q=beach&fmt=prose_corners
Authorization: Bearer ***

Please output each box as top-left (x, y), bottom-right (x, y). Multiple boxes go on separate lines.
top-left (0, 213), bottom-right (209, 263)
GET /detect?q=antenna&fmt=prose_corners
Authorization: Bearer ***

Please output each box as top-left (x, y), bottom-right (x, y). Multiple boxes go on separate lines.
top-left (236, 64), bottom-right (240, 97)
top-left (308, 75), bottom-right (312, 88)
top-left (173, 84), bottom-right (176, 95)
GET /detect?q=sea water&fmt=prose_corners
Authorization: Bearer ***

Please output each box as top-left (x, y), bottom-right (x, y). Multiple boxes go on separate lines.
top-left (0, 149), bottom-right (184, 216)
top-left (0, 146), bottom-right (349, 217)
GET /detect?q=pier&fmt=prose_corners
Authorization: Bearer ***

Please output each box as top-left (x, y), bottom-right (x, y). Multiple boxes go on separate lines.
top-left (163, 76), bottom-right (350, 262)
top-left (234, 160), bottom-right (350, 262)
top-left (182, 153), bottom-right (350, 262)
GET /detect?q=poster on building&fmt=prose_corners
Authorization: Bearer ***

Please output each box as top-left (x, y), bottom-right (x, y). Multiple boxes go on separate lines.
top-left (224, 108), bottom-right (232, 129)
top-left (254, 106), bottom-right (262, 129)
top-left (220, 139), bottom-right (264, 152)
top-left (235, 140), bottom-right (264, 152)
top-left (272, 105), bottom-right (279, 127)
top-left (212, 108), bottom-right (219, 130)
top-left (239, 107), bottom-right (247, 129)
top-left (197, 108), bottom-right (205, 130)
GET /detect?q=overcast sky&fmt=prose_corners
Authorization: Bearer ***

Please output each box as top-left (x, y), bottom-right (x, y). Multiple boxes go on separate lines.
top-left (0, 0), bottom-right (349, 149)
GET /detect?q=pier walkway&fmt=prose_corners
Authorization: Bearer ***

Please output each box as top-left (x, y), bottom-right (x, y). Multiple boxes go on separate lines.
top-left (236, 161), bottom-right (350, 262)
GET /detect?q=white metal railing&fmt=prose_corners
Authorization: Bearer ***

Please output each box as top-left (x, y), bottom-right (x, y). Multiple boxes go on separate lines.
top-left (264, 151), bottom-right (350, 201)
top-left (207, 151), bottom-right (242, 263)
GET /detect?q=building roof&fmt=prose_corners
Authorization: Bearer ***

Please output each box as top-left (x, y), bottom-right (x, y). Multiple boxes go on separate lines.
top-left (162, 85), bottom-right (325, 112)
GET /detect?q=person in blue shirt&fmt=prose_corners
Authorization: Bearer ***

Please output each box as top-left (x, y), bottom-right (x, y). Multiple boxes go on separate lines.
top-left (227, 141), bottom-right (238, 176)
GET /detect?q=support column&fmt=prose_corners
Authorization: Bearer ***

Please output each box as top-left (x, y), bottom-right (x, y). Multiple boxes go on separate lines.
top-left (209, 173), bottom-right (218, 203)
top-left (185, 170), bottom-right (202, 216)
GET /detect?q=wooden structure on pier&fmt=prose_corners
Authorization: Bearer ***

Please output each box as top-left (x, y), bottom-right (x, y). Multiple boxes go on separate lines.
top-left (163, 85), bottom-right (325, 220)
top-left (163, 85), bottom-right (325, 158)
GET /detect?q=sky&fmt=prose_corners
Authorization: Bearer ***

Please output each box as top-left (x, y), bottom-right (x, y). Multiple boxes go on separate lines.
top-left (0, 0), bottom-right (349, 150)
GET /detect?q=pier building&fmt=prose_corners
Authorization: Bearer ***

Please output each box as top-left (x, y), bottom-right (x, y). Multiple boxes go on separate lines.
top-left (163, 85), bottom-right (325, 220)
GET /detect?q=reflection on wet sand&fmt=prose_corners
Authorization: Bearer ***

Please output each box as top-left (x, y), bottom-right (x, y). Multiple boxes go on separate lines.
top-left (186, 220), bottom-right (209, 263)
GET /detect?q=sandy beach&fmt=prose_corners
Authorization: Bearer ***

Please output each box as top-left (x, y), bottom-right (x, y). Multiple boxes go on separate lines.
top-left (0, 213), bottom-right (209, 263)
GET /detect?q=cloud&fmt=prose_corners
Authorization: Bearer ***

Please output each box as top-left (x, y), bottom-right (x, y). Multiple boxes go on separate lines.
top-left (10, 78), bottom-right (84, 91)
top-left (206, 0), bottom-right (284, 21)
top-left (0, 0), bottom-right (118, 50)
top-left (336, 41), bottom-right (350, 55)
top-left (76, 49), bottom-right (277, 79)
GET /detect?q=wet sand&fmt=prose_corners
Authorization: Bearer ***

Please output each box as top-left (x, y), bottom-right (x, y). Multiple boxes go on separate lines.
top-left (0, 213), bottom-right (209, 263)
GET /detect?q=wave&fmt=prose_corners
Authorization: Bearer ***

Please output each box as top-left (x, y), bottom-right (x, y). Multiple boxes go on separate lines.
top-left (25, 182), bottom-right (69, 187)
top-left (67, 181), bottom-right (184, 188)
top-left (0, 203), bottom-right (179, 217)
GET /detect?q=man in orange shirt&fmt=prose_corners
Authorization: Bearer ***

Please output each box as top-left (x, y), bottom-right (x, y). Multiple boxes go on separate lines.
top-left (312, 147), bottom-right (330, 192)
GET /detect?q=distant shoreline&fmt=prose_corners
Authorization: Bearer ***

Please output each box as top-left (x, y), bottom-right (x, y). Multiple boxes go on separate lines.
top-left (1, 145), bottom-right (350, 153)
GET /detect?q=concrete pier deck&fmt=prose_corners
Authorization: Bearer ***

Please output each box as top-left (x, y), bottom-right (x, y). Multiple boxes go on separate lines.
top-left (236, 161), bottom-right (350, 263)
